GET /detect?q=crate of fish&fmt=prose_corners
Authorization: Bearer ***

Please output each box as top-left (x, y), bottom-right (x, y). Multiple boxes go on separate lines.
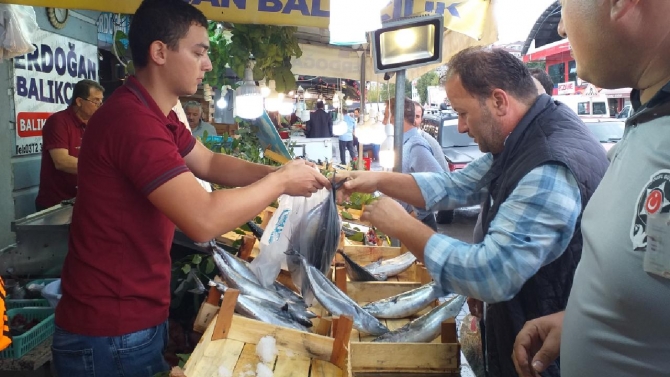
top-left (334, 246), bottom-right (430, 289)
top-left (181, 289), bottom-right (352, 377)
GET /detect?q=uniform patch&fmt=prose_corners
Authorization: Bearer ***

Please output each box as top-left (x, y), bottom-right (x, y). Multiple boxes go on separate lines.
top-left (632, 170), bottom-right (670, 251)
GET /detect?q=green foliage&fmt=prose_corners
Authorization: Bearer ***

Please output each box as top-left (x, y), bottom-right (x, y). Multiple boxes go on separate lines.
top-left (526, 61), bottom-right (546, 71)
top-left (205, 22), bottom-right (232, 90)
top-left (113, 30), bottom-right (134, 76)
top-left (367, 80), bottom-right (412, 103)
top-left (228, 24), bottom-right (302, 93)
top-left (342, 192), bottom-right (377, 210)
top-left (415, 71), bottom-right (440, 105)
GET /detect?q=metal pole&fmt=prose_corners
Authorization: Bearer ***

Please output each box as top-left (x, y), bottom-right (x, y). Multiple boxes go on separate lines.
top-left (393, 69), bottom-right (406, 173)
top-left (358, 50), bottom-right (366, 170)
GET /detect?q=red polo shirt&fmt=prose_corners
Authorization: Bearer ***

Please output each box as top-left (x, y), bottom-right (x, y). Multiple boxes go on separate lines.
top-left (35, 107), bottom-right (85, 209)
top-left (55, 76), bottom-right (196, 336)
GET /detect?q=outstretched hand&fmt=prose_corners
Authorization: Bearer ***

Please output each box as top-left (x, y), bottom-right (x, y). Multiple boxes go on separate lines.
top-left (512, 311), bottom-right (564, 377)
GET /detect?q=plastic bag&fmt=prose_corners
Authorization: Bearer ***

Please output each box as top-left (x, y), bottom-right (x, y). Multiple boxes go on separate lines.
top-left (250, 189), bottom-right (329, 288)
top-left (41, 279), bottom-right (62, 308)
top-left (0, 5), bottom-right (38, 61)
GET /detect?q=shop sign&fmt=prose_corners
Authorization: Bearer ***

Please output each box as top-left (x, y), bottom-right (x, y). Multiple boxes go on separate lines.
top-left (557, 81), bottom-right (576, 95)
top-left (12, 30), bottom-right (98, 156)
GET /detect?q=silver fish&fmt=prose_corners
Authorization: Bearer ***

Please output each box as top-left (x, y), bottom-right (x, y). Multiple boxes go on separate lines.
top-left (338, 251), bottom-right (386, 282)
top-left (207, 281), bottom-right (310, 332)
top-left (372, 295), bottom-right (466, 343)
top-left (364, 252), bottom-right (417, 278)
top-left (213, 253), bottom-right (298, 309)
top-left (294, 251), bottom-right (389, 336)
top-left (362, 282), bottom-right (440, 319)
top-left (209, 281), bottom-right (314, 328)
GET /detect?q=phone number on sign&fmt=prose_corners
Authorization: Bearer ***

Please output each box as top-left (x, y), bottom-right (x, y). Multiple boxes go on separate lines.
top-left (16, 142), bottom-right (42, 156)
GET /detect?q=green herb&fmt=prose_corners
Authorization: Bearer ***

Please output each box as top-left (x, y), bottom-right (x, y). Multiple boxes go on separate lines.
top-left (347, 232), bottom-right (365, 242)
top-left (340, 210), bottom-right (354, 220)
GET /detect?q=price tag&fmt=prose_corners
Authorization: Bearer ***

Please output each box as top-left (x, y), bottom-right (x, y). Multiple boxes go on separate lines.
top-left (644, 212), bottom-right (670, 279)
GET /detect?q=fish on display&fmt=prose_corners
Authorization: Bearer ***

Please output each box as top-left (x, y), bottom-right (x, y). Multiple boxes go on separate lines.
top-left (362, 282), bottom-right (441, 319)
top-left (209, 281), bottom-right (314, 328)
top-left (372, 295), bottom-right (466, 343)
top-left (208, 281), bottom-right (310, 332)
top-left (337, 250), bottom-right (386, 282)
top-left (364, 251), bottom-right (417, 278)
top-left (288, 250), bottom-right (389, 336)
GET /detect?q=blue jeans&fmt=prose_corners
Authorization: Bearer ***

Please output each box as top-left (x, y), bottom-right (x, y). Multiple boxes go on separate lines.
top-left (52, 321), bottom-right (169, 377)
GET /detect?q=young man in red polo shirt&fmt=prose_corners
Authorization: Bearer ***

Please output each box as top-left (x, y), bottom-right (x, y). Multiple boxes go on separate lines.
top-left (51, 0), bottom-right (329, 375)
top-left (35, 79), bottom-right (104, 211)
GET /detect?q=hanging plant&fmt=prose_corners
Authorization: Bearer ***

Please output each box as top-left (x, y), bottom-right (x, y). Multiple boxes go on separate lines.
top-left (228, 24), bottom-right (302, 93)
top-left (205, 22), bottom-right (232, 90)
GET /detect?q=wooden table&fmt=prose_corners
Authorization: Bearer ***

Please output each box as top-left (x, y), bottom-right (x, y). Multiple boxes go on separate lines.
top-left (0, 337), bottom-right (52, 371)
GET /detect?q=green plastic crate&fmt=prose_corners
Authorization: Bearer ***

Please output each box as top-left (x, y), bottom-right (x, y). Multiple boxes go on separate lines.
top-left (5, 299), bottom-right (50, 310)
top-left (0, 307), bottom-right (55, 359)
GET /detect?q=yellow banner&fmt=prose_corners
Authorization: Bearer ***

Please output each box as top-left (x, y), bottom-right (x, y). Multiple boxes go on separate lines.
top-left (0, 0), bottom-right (490, 37)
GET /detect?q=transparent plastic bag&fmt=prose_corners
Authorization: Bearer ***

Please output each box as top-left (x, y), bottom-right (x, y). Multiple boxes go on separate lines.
top-left (250, 189), bottom-right (329, 288)
top-left (0, 5), bottom-right (38, 60)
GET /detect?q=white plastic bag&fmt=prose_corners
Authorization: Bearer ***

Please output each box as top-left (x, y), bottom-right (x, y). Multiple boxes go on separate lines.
top-left (250, 189), bottom-right (330, 288)
top-left (0, 5), bottom-right (38, 61)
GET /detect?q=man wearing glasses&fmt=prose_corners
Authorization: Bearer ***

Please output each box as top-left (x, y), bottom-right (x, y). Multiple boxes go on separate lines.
top-left (35, 79), bottom-right (104, 211)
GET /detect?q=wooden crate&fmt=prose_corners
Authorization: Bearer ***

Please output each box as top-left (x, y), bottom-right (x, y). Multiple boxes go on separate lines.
top-left (183, 290), bottom-right (352, 377)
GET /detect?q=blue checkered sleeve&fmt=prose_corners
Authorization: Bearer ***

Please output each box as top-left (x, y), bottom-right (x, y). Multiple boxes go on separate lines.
top-left (412, 153), bottom-right (493, 210)
top-left (422, 163), bottom-right (582, 303)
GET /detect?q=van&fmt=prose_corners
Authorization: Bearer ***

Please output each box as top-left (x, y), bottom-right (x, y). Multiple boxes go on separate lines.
top-left (553, 94), bottom-right (611, 118)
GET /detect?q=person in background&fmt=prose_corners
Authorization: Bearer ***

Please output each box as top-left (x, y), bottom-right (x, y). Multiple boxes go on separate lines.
top-left (51, 0), bottom-right (329, 375)
top-left (339, 111), bottom-right (357, 164)
top-left (413, 101), bottom-right (449, 172)
top-left (35, 79), bottom-right (104, 211)
top-left (439, 97), bottom-right (450, 111)
top-left (528, 68), bottom-right (555, 97)
top-left (339, 48), bottom-right (608, 377)
top-left (514, 1), bottom-right (670, 376)
top-left (305, 101), bottom-right (332, 138)
top-left (385, 97), bottom-right (443, 230)
top-left (184, 100), bottom-right (217, 139)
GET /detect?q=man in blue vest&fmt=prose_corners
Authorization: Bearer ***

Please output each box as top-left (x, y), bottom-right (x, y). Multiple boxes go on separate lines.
top-left (338, 47), bottom-right (609, 377)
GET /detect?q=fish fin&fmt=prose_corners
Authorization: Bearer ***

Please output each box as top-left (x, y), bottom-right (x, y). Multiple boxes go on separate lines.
top-left (281, 303), bottom-right (290, 312)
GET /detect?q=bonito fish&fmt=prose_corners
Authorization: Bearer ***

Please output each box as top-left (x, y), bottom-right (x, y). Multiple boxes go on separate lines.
top-left (338, 251), bottom-right (386, 282)
top-left (362, 282), bottom-right (440, 319)
top-left (372, 295), bottom-right (466, 342)
top-left (288, 250), bottom-right (389, 336)
top-left (209, 281), bottom-right (314, 328)
top-left (364, 251), bottom-right (417, 278)
top-left (207, 281), bottom-right (310, 332)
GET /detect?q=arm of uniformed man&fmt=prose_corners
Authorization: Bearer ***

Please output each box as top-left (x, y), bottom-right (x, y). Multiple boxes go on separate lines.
top-left (42, 116), bottom-right (78, 175)
top-left (49, 149), bottom-right (78, 174)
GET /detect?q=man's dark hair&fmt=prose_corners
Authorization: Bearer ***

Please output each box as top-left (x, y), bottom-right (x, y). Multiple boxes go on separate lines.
top-left (316, 101), bottom-right (325, 109)
top-left (413, 101), bottom-right (424, 117)
top-left (389, 97), bottom-right (415, 124)
top-left (354, 108), bottom-right (360, 113)
top-left (446, 47), bottom-right (538, 104)
top-left (71, 79), bottom-right (104, 105)
top-left (528, 67), bottom-right (555, 95)
top-left (128, 0), bottom-right (208, 69)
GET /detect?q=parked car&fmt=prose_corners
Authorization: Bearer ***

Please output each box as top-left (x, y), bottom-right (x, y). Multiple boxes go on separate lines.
top-left (616, 105), bottom-right (633, 120)
top-left (582, 118), bottom-right (625, 151)
top-left (423, 114), bottom-right (486, 224)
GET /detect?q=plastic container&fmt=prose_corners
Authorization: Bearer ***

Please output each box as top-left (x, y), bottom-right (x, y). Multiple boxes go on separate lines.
top-left (41, 279), bottom-right (62, 308)
top-left (5, 298), bottom-right (50, 310)
top-left (0, 307), bottom-right (55, 359)
top-left (363, 157), bottom-right (371, 171)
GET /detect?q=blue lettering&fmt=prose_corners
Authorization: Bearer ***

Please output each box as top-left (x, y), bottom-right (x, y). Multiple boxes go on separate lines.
top-left (41, 44), bottom-right (54, 74)
top-left (63, 82), bottom-right (73, 103)
top-left (87, 59), bottom-right (97, 80)
top-left (27, 46), bottom-right (41, 72)
top-left (14, 55), bottom-right (26, 70)
top-left (404, 0), bottom-right (413, 17)
top-left (424, 1), bottom-right (434, 12)
top-left (259, 0), bottom-right (282, 12)
top-left (48, 81), bottom-right (54, 101)
top-left (55, 47), bottom-right (66, 76)
top-left (54, 81), bottom-right (65, 104)
top-left (16, 76), bottom-right (27, 97)
top-left (27, 78), bottom-right (39, 100)
top-left (282, 0), bottom-right (309, 15)
top-left (393, 0), bottom-right (402, 19)
top-left (189, 0), bottom-right (220, 6)
top-left (67, 43), bottom-right (77, 78)
top-left (77, 55), bottom-right (87, 78)
top-left (221, 0), bottom-right (246, 8)
top-left (311, 0), bottom-right (328, 17)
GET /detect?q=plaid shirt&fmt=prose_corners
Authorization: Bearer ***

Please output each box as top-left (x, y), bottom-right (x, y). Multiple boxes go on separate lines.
top-left (412, 153), bottom-right (582, 303)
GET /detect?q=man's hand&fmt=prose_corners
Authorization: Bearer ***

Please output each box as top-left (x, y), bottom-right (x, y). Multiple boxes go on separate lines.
top-left (360, 197), bottom-right (413, 239)
top-left (336, 171), bottom-right (382, 203)
top-left (276, 160), bottom-right (330, 197)
top-left (467, 297), bottom-right (483, 318)
top-left (513, 311), bottom-right (564, 377)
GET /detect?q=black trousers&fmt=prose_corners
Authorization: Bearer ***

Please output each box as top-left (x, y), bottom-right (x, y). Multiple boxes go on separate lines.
top-left (421, 213), bottom-right (438, 231)
top-left (339, 140), bottom-right (357, 164)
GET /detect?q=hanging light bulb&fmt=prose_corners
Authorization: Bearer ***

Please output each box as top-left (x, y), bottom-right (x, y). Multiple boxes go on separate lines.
top-left (333, 113), bottom-right (348, 136)
top-left (345, 99), bottom-right (354, 106)
top-left (259, 80), bottom-right (271, 98)
top-left (217, 86), bottom-right (229, 109)
top-left (264, 80), bottom-right (281, 112)
top-left (235, 61), bottom-right (263, 119)
top-left (279, 98), bottom-right (294, 116)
